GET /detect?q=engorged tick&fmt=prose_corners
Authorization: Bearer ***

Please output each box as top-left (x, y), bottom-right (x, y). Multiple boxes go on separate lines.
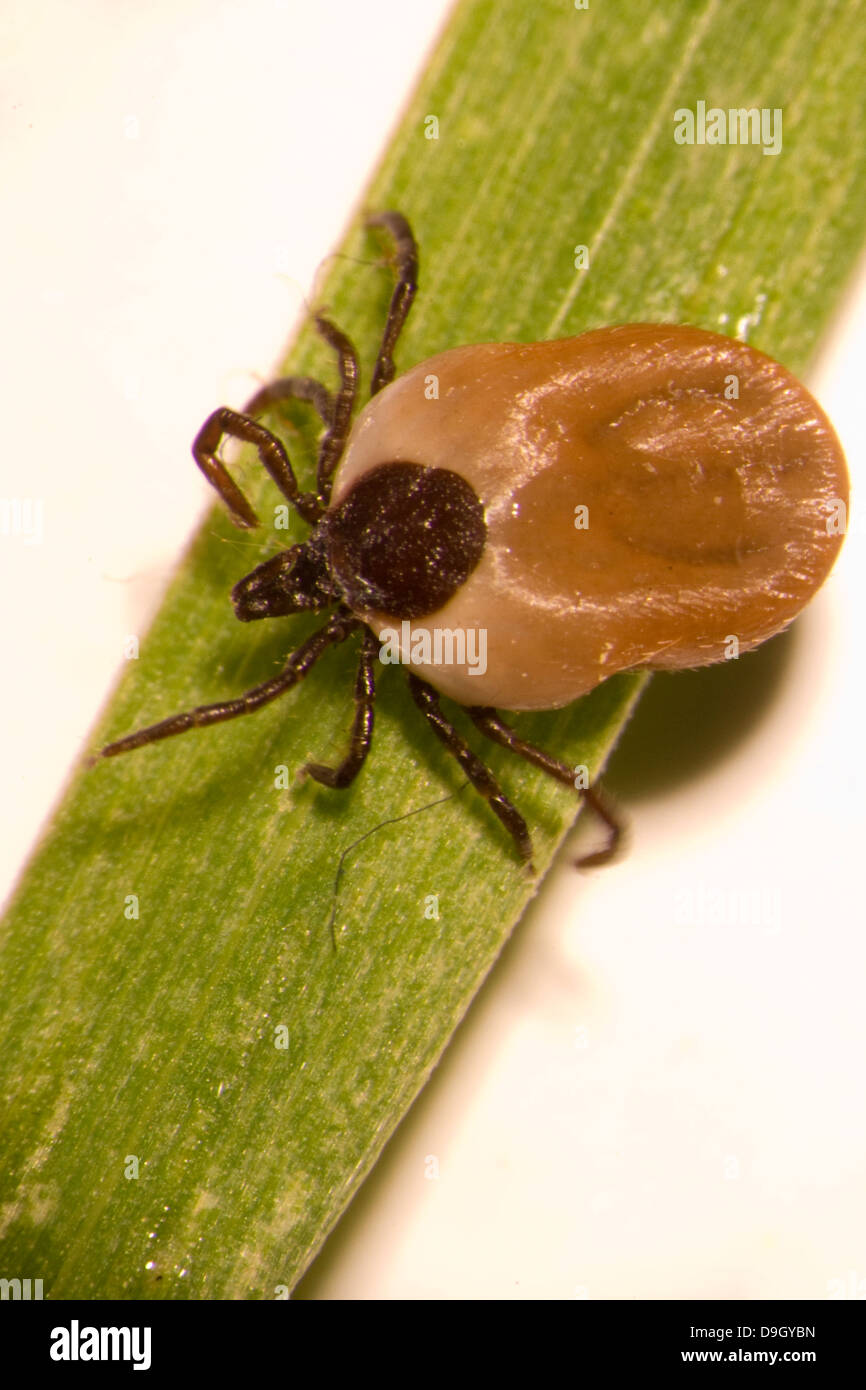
top-left (97, 213), bottom-right (849, 869)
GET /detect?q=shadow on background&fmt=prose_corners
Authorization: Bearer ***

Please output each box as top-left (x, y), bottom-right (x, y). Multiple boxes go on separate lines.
top-left (603, 624), bottom-right (799, 802)
top-left (293, 621), bottom-right (804, 1297)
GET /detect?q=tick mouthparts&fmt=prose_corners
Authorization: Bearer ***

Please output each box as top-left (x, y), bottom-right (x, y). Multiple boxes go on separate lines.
top-left (231, 548), bottom-right (301, 621)
top-left (231, 541), bottom-right (334, 620)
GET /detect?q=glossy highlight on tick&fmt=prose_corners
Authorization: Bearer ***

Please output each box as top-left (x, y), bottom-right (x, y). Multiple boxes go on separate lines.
top-left (97, 213), bottom-right (849, 868)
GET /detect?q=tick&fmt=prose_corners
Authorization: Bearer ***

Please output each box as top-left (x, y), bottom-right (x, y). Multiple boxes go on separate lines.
top-left (98, 212), bottom-right (849, 868)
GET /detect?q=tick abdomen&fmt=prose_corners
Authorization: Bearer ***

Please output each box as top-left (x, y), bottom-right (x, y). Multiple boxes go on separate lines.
top-left (334, 326), bottom-right (847, 709)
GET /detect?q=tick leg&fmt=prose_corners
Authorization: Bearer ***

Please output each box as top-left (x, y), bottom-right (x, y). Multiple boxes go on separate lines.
top-left (240, 316), bottom-right (358, 510)
top-left (367, 212), bottom-right (418, 397)
top-left (575, 784), bottom-right (623, 868)
top-left (243, 375), bottom-right (334, 428)
top-left (312, 317), bottom-right (359, 503)
top-left (466, 707), bottom-right (623, 868)
top-left (193, 409), bottom-right (322, 529)
top-left (97, 610), bottom-right (360, 760)
top-left (407, 675), bottom-right (534, 868)
top-left (303, 627), bottom-right (378, 789)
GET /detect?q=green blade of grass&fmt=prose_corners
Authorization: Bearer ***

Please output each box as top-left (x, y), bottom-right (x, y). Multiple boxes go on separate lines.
top-left (2, 0), bottom-right (864, 1297)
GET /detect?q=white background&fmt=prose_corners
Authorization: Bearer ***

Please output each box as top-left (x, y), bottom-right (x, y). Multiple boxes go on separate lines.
top-left (1, 1), bottom-right (864, 1300)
